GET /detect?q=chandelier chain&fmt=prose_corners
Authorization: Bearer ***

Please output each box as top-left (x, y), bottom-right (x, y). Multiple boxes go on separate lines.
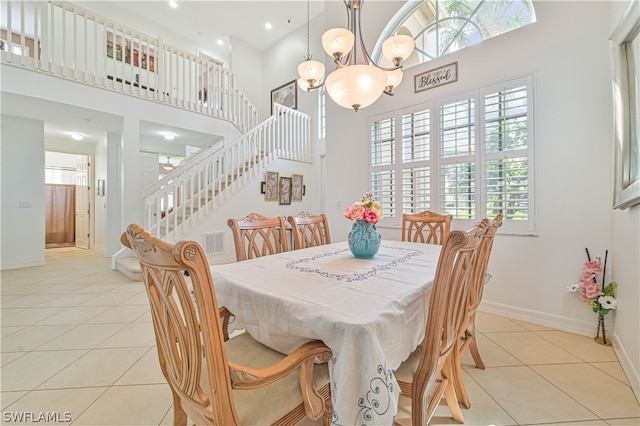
top-left (305, 0), bottom-right (311, 60)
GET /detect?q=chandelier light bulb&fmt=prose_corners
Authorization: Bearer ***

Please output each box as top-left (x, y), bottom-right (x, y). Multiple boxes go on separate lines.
top-left (382, 34), bottom-right (415, 66)
top-left (322, 28), bottom-right (354, 60)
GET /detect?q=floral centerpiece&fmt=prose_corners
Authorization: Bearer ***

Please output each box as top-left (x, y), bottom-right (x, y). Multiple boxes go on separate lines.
top-left (344, 192), bottom-right (383, 224)
top-left (344, 192), bottom-right (383, 258)
top-left (567, 248), bottom-right (617, 345)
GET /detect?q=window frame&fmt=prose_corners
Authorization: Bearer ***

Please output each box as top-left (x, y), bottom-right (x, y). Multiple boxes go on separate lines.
top-left (611, 0), bottom-right (640, 210)
top-left (369, 75), bottom-right (536, 236)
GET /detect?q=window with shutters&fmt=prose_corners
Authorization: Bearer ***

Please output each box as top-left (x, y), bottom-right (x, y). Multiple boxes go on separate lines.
top-left (318, 87), bottom-right (326, 140)
top-left (369, 75), bottom-right (535, 235)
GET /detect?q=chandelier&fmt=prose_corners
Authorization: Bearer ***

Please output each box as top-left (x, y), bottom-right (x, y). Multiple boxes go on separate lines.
top-left (297, 0), bottom-right (414, 112)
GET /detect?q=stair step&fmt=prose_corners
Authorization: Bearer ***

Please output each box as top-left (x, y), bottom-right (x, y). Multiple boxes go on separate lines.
top-left (115, 256), bottom-right (142, 281)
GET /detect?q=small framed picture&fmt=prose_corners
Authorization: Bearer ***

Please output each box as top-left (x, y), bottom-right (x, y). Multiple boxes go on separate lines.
top-left (96, 179), bottom-right (105, 196)
top-left (292, 174), bottom-right (304, 201)
top-left (264, 171), bottom-right (279, 201)
top-left (270, 79), bottom-right (297, 114)
top-left (279, 177), bottom-right (292, 205)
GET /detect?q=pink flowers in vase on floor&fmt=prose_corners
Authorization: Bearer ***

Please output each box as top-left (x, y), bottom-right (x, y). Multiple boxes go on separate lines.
top-left (567, 249), bottom-right (618, 315)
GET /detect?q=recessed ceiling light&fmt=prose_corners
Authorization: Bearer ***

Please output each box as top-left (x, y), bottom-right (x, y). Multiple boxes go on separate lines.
top-left (71, 134), bottom-right (84, 141)
top-left (265, 22), bottom-right (272, 30)
top-left (217, 39), bottom-right (224, 46)
top-left (169, 1), bottom-right (177, 8)
top-left (163, 133), bottom-right (175, 141)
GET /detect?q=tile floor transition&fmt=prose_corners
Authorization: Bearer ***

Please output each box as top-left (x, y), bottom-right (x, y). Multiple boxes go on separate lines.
top-left (1, 248), bottom-right (638, 425)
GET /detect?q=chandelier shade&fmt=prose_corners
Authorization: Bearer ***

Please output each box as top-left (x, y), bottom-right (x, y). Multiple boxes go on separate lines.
top-left (297, 0), bottom-right (414, 112)
top-left (325, 64), bottom-right (387, 112)
top-left (321, 28), bottom-right (355, 60)
top-left (297, 59), bottom-right (325, 86)
top-left (384, 68), bottom-right (404, 92)
top-left (382, 35), bottom-right (415, 65)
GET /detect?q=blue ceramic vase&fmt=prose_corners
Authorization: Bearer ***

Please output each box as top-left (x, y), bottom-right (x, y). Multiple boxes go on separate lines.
top-left (347, 220), bottom-right (381, 259)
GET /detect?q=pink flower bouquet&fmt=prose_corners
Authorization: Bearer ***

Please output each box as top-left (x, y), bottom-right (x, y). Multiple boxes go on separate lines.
top-left (344, 192), bottom-right (383, 225)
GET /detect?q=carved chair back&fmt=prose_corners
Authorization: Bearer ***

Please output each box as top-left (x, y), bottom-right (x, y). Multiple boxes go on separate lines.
top-left (401, 210), bottom-right (452, 245)
top-left (287, 211), bottom-right (332, 250)
top-left (121, 223), bottom-right (239, 425)
top-left (227, 213), bottom-right (289, 261)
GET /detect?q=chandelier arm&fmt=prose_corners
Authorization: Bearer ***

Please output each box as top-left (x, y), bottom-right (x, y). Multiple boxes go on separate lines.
top-left (305, 81), bottom-right (325, 92)
top-left (334, 50), bottom-right (352, 68)
top-left (374, 63), bottom-right (403, 72)
top-left (350, 0), bottom-right (358, 66)
top-left (355, 0), bottom-right (369, 66)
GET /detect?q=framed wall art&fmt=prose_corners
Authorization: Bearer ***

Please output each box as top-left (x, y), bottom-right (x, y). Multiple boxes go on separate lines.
top-left (279, 176), bottom-right (292, 205)
top-left (270, 79), bottom-right (297, 114)
top-left (264, 171), bottom-right (279, 201)
top-left (292, 174), bottom-right (304, 201)
top-left (611, 1), bottom-right (640, 209)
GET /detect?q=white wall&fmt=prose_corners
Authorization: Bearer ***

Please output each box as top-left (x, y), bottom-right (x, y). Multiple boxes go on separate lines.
top-left (1, 116), bottom-right (46, 268)
top-left (181, 157), bottom-right (319, 265)
top-left (230, 37), bottom-right (266, 120)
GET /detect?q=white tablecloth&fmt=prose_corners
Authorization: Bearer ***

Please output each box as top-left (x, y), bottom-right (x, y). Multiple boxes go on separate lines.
top-left (211, 240), bottom-right (441, 426)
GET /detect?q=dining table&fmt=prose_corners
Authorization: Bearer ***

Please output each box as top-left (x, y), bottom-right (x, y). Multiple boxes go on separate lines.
top-left (210, 239), bottom-right (442, 426)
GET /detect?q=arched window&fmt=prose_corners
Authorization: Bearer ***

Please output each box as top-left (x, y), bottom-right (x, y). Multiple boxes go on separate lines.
top-left (374, 0), bottom-right (536, 67)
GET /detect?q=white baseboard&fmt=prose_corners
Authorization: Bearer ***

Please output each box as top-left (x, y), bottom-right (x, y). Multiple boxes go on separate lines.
top-left (1, 258), bottom-right (45, 270)
top-left (612, 333), bottom-right (640, 405)
top-left (480, 301), bottom-right (595, 336)
top-left (480, 301), bottom-right (640, 404)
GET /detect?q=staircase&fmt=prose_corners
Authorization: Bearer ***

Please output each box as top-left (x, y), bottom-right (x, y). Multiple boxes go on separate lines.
top-left (113, 103), bottom-right (312, 280)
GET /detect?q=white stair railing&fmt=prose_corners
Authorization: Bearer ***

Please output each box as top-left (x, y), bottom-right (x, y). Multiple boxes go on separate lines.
top-left (142, 104), bottom-right (311, 243)
top-left (0, 0), bottom-right (258, 132)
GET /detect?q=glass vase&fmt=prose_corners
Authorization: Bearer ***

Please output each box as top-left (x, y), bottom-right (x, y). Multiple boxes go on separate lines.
top-left (594, 312), bottom-right (612, 346)
top-left (347, 220), bottom-right (381, 259)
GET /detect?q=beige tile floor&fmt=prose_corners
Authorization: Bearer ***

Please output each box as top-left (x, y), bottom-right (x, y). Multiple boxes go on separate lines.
top-left (1, 248), bottom-right (638, 426)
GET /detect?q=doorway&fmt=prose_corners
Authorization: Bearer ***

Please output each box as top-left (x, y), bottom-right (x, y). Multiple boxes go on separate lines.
top-left (45, 152), bottom-right (91, 249)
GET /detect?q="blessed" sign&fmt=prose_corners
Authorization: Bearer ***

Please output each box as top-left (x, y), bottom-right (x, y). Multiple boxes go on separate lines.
top-left (414, 62), bottom-right (458, 93)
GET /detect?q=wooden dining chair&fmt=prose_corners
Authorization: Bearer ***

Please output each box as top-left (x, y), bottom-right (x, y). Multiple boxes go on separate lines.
top-left (393, 226), bottom-right (484, 425)
top-left (121, 224), bottom-right (332, 426)
top-left (401, 210), bottom-right (453, 245)
top-left (227, 212), bottom-right (289, 261)
top-left (287, 211), bottom-right (332, 250)
top-left (452, 213), bottom-right (503, 409)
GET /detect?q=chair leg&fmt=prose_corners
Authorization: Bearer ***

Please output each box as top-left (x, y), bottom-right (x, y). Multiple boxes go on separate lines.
top-left (322, 397), bottom-right (333, 426)
top-left (442, 360), bottom-right (465, 424)
top-left (171, 392), bottom-right (188, 426)
top-left (452, 340), bottom-right (472, 409)
top-left (467, 326), bottom-right (485, 370)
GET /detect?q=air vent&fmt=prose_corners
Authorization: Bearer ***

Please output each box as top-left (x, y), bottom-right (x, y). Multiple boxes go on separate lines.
top-left (203, 232), bottom-right (224, 255)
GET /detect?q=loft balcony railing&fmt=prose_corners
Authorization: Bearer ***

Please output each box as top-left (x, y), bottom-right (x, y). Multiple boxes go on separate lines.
top-left (0, 0), bottom-right (258, 133)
